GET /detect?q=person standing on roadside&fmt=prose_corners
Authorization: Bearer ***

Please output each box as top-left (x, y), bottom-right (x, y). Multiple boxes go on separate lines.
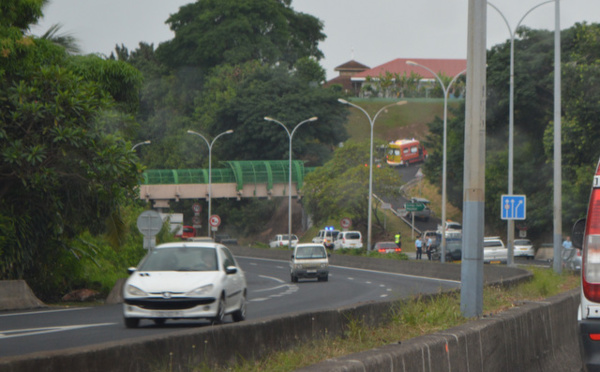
top-left (415, 236), bottom-right (423, 259)
top-left (395, 232), bottom-right (402, 249)
top-left (562, 236), bottom-right (572, 251)
top-left (426, 236), bottom-right (433, 260)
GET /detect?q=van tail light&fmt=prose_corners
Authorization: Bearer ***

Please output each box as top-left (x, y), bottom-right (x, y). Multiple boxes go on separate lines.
top-left (582, 159), bottom-right (600, 303)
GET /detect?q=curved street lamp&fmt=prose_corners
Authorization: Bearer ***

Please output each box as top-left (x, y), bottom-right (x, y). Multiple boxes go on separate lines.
top-left (407, 61), bottom-right (466, 263)
top-left (337, 99), bottom-right (407, 251)
top-left (131, 140), bottom-right (151, 151)
top-left (488, 0), bottom-right (553, 266)
top-left (264, 116), bottom-right (318, 248)
top-left (187, 129), bottom-right (234, 236)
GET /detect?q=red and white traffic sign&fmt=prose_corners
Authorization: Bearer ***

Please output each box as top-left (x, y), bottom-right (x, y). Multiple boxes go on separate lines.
top-left (340, 217), bottom-right (351, 229)
top-left (209, 215), bottom-right (221, 227)
top-left (192, 203), bottom-right (202, 214)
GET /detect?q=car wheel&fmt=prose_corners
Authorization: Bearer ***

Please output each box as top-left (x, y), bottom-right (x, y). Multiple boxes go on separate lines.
top-left (321, 274), bottom-right (329, 282)
top-left (232, 291), bottom-right (246, 322)
top-left (153, 319), bottom-right (166, 326)
top-left (291, 273), bottom-right (298, 283)
top-left (124, 317), bottom-right (139, 328)
top-left (212, 295), bottom-right (226, 325)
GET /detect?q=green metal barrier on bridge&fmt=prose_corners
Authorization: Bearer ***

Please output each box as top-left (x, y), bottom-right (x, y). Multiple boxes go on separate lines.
top-left (142, 160), bottom-right (313, 191)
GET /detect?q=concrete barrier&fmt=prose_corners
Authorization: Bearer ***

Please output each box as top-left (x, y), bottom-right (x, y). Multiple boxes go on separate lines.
top-left (0, 280), bottom-right (45, 311)
top-left (0, 247), bottom-right (581, 372)
top-left (297, 289), bottom-right (583, 372)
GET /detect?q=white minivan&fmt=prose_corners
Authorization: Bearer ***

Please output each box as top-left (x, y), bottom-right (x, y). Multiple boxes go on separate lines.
top-left (333, 231), bottom-right (363, 250)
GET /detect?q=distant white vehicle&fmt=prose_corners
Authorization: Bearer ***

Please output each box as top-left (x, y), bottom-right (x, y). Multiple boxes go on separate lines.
top-left (483, 237), bottom-right (507, 264)
top-left (269, 234), bottom-right (299, 249)
top-left (333, 231), bottom-right (363, 250)
top-left (437, 221), bottom-right (462, 238)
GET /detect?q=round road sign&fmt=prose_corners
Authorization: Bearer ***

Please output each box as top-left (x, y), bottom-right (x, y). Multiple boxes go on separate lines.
top-left (137, 210), bottom-right (163, 237)
top-left (192, 203), bottom-right (202, 214)
top-left (340, 217), bottom-right (351, 229)
top-left (209, 215), bottom-right (221, 227)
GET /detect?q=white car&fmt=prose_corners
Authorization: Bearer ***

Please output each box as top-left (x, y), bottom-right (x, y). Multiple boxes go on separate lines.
top-left (123, 242), bottom-right (247, 328)
top-left (513, 239), bottom-right (535, 259)
top-left (269, 234), bottom-right (299, 249)
top-left (483, 237), bottom-right (507, 264)
top-left (290, 243), bottom-right (330, 282)
top-left (333, 231), bottom-right (363, 250)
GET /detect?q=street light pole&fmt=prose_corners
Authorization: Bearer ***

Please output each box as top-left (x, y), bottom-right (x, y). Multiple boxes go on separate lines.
top-left (337, 99), bottom-right (407, 251)
top-left (407, 61), bottom-right (466, 263)
top-left (488, 0), bottom-right (553, 266)
top-left (264, 116), bottom-right (318, 248)
top-left (187, 129), bottom-right (234, 237)
top-left (131, 140), bottom-right (151, 151)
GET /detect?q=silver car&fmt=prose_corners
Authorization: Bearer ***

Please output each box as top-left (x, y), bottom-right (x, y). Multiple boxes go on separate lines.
top-left (513, 239), bottom-right (535, 259)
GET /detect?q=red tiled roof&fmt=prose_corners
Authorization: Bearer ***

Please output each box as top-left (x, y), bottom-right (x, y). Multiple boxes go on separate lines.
top-left (351, 58), bottom-right (467, 81)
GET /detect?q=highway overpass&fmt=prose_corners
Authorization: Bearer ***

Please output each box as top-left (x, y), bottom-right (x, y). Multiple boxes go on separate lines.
top-left (138, 160), bottom-right (314, 208)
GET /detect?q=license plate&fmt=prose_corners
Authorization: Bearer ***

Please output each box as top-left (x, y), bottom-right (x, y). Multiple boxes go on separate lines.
top-left (307, 269), bottom-right (317, 273)
top-left (152, 310), bottom-right (183, 318)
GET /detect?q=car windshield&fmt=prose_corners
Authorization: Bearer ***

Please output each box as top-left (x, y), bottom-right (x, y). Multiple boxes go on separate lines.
top-left (138, 247), bottom-right (218, 272)
top-left (345, 233), bottom-right (361, 239)
top-left (515, 240), bottom-right (531, 245)
top-left (295, 246), bottom-right (327, 259)
top-left (284, 235), bottom-right (298, 240)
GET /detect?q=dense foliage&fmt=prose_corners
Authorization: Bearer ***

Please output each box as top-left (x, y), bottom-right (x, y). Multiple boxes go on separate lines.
top-left (423, 23), bottom-right (600, 239)
top-left (0, 1), bottom-right (145, 296)
top-left (303, 141), bottom-right (403, 235)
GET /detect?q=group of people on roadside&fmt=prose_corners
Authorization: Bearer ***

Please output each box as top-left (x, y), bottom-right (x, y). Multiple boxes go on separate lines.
top-left (414, 235), bottom-right (433, 260)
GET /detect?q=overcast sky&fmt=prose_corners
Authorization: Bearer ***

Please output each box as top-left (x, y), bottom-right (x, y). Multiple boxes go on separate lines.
top-left (31, 0), bottom-right (600, 80)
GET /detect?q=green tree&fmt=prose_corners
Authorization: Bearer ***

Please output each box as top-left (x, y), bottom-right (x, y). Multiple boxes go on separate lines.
top-left (156, 0), bottom-right (325, 71)
top-left (191, 63), bottom-right (349, 164)
top-left (303, 141), bottom-right (402, 234)
top-left (0, 9), bottom-right (145, 295)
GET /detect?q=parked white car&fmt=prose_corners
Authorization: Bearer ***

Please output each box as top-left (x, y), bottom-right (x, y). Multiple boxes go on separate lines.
top-left (123, 242), bottom-right (247, 328)
top-left (483, 237), bottom-right (507, 264)
top-left (333, 231), bottom-right (363, 250)
top-left (513, 239), bottom-right (535, 259)
top-left (269, 234), bottom-right (299, 249)
top-left (290, 243), bottom-right (330, 282)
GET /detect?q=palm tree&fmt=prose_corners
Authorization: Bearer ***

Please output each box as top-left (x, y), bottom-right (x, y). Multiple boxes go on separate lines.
top-left (40, 23), bottom-right (81, 54)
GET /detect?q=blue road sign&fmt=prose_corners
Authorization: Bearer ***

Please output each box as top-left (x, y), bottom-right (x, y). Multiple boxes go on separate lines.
top-left (501, 195), bottom-right (526, 220)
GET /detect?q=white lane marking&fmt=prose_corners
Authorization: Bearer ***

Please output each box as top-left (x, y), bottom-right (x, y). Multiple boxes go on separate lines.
top-left (0, 323), bottom-right (116, 339)
top-left (238, 256), bottom-right (460, 283)
top-left (249, 275), bottom-right (298, 303)
top-left (0, 307), bottom-right (90, 317)
top-left (258, 275), bottom-right (285, 284)
top-left (380, 294), bottom-right (389, 298)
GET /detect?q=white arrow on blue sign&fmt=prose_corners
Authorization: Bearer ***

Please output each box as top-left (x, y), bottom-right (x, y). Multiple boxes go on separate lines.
top-left (501, 195), bottom-right (526, 220)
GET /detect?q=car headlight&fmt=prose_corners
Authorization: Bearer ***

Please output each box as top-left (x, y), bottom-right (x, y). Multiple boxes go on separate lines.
top-left (186, 284), bottom-right (214, 296)
top-left (294, 264), bottom-right (303, 270)
top-left (126, 285), bottom-right (148, 297)
top-left (320, 263), bottom-right (328, 268)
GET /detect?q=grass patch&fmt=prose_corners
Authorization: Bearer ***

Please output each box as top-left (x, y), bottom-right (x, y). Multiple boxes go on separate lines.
top-left (196, 267), bottom-right (579, 372)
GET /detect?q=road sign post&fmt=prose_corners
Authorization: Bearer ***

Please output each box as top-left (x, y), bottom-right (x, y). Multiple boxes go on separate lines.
top-left (137, 210), bottom-right (163, 249)
top-left (501, 195), bottom-right (526, 220)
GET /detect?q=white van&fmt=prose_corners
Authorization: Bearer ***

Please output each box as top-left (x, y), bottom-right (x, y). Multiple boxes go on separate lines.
top-left (333, 231), bottom-right (363, 250)
top-left (290, 243), bottom-right (330, 282)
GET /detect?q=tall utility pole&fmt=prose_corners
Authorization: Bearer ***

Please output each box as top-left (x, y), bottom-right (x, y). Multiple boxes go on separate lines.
top-left (553, 0), bottom-right (562, 273)
top-left (461, 0), bottom-right (487, 318)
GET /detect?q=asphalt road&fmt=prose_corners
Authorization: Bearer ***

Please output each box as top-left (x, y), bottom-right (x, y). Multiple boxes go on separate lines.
top-left (0, 256), bottom-right (459, 358)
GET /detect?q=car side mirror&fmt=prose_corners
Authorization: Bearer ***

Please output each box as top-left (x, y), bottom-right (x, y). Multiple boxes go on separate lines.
top-left (572, 218), bottom-right (586, 249)
top-left (291, 254), bottom-right (295, 259)
top-left (127, 267), bottom-right (137, 275)
top-left (225, 266), bottom-right (238, 275)
top-left (328, 253), bottom-right (331, 258)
